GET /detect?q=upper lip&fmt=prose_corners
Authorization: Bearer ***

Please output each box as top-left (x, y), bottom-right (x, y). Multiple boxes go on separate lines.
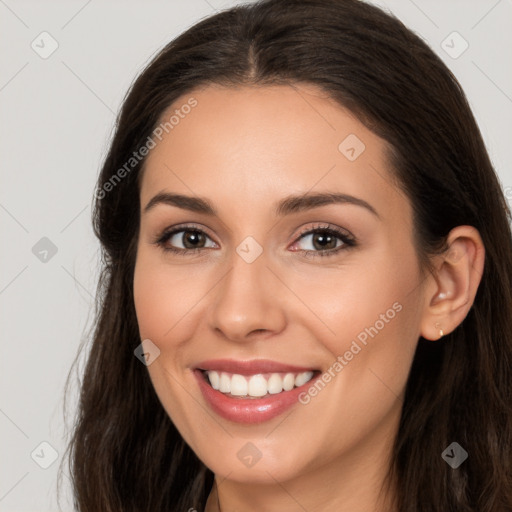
top-left (196, 359), bottom-right (318, 375)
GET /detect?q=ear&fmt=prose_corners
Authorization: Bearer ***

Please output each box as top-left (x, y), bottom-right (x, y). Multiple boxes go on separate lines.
top-left (420, 225), bottom-right (485, 341)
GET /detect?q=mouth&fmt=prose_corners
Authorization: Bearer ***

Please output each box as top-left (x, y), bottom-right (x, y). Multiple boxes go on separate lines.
top-left (198, 369), bottom-right (319, 399)
top-left (193, 359), bottom-right (322, 424)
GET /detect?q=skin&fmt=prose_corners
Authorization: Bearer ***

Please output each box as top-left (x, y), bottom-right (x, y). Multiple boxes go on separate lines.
top-left (132, 83), bottom-right (485, 512)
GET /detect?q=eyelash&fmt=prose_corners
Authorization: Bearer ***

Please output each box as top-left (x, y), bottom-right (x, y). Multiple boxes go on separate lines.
top-left (152, 223), bottom-right (356, 259)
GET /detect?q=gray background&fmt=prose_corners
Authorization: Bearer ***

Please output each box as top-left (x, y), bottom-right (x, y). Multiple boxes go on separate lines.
top-left (1, 0), bottom-right (511, 510)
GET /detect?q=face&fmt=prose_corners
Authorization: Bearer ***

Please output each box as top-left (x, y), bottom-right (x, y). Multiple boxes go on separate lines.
top-left (133, 83), bottom-right (425, 484)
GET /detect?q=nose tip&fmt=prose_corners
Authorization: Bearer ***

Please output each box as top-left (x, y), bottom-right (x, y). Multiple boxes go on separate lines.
top-left (207, 256), bottom-right (286, 343)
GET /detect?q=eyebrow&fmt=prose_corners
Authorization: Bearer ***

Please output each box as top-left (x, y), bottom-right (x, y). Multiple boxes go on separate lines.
top-left (143, 191), bottom-right (380, 218)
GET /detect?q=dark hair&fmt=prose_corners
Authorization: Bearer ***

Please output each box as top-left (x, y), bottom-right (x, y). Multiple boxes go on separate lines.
top-left (61, 0), bottom-right (512, 510)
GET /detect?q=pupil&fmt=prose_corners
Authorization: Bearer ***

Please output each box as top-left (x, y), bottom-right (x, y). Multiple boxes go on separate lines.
top-left (183, 231), bottom-right (204, 249)
top-left (313, 233), bottom-right (335, 250)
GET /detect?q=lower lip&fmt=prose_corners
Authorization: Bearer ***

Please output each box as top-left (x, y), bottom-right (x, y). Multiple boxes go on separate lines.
top-left (194, 369), bottom-right (319, 424)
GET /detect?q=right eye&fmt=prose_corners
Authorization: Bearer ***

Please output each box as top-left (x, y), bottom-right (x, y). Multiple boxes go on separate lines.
top-left (154, 225), bottom-right (218, 255)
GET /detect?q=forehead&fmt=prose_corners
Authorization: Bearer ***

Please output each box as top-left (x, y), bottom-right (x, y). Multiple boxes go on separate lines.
top-left (139, 83), bottom-right (407, 222)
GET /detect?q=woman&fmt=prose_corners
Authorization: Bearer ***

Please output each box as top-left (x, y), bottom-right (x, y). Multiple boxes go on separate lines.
top-left (62, 0), bottom-right (512, 510)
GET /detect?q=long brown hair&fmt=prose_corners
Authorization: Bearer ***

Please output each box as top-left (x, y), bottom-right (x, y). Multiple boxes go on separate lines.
top-left (60, 0), bottom-right (512, 510)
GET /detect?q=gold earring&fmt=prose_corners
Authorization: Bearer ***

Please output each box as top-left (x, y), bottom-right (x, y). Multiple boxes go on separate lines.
top-left (435, 322), bottom-right (444, 340)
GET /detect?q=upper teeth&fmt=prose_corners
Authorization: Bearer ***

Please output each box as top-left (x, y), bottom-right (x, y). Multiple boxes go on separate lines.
top-left (205, 371), bottom-right (315, 397)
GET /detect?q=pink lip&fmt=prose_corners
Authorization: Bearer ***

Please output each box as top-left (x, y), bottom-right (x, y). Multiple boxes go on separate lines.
top-left (193, 365), bottom-right (321, 425)
top-left (196, 358), bottom-right (317, 376)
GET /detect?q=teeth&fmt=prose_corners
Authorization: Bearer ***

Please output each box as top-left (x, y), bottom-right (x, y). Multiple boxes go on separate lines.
top-left (208, 370), bottom-right (220, 390)
top-left (283, 373), bottom-right (295, 391)
top-left (248, 375), bottom-right (268, 397)
top-left (219, 372), bottom-right (231, 393)
top-left (294, 371), bottom-right (313, 387)
top-left (205, 370), bottom-right (315, 398)
top-left (231, 374), bottom-right (248, 396)
top-left (267, 373), bottom-right (283, 394)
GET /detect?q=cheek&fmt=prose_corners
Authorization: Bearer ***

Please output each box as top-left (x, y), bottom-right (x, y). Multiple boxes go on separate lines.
top-left (132, 251), bottom-right (204, 439)
top-left (281, 252), bottom-right (422, 462)
top-left (294, 244), bottom-right (422, 398)
top-left (133, 262), bottom-right (168, 340)
top-left (133, 251), bottom-right (206, 342)
top-left (293, 252), bottom-right (418, 347)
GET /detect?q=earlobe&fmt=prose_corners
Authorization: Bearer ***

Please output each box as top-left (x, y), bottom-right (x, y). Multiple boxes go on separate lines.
top-left (420, 225), bottom-right (485, 341)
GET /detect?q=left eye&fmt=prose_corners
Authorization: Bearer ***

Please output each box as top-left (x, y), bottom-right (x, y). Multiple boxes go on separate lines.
top-left (291, 228), bottom-right (352, 253)
top-left (292, 227), bottom-right (356, 256)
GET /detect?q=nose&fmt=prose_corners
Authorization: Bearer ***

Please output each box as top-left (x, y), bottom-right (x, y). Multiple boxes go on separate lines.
top-left (207, 248), bottom-right (287, 343)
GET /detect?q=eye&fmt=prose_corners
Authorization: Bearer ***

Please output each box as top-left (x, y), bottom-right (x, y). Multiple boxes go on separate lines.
top-left (289, 223), bottom-right (356, 258)
top-left (153, 222), bottom-right (356, 258)
top-left (153, 224), bottom-right (217, 255)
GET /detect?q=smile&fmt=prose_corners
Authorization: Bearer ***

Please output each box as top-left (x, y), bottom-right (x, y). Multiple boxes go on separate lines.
top-left (193, 359), bottom-right (322, 423)
top-left (203, 370), bottom-right (315, 398)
